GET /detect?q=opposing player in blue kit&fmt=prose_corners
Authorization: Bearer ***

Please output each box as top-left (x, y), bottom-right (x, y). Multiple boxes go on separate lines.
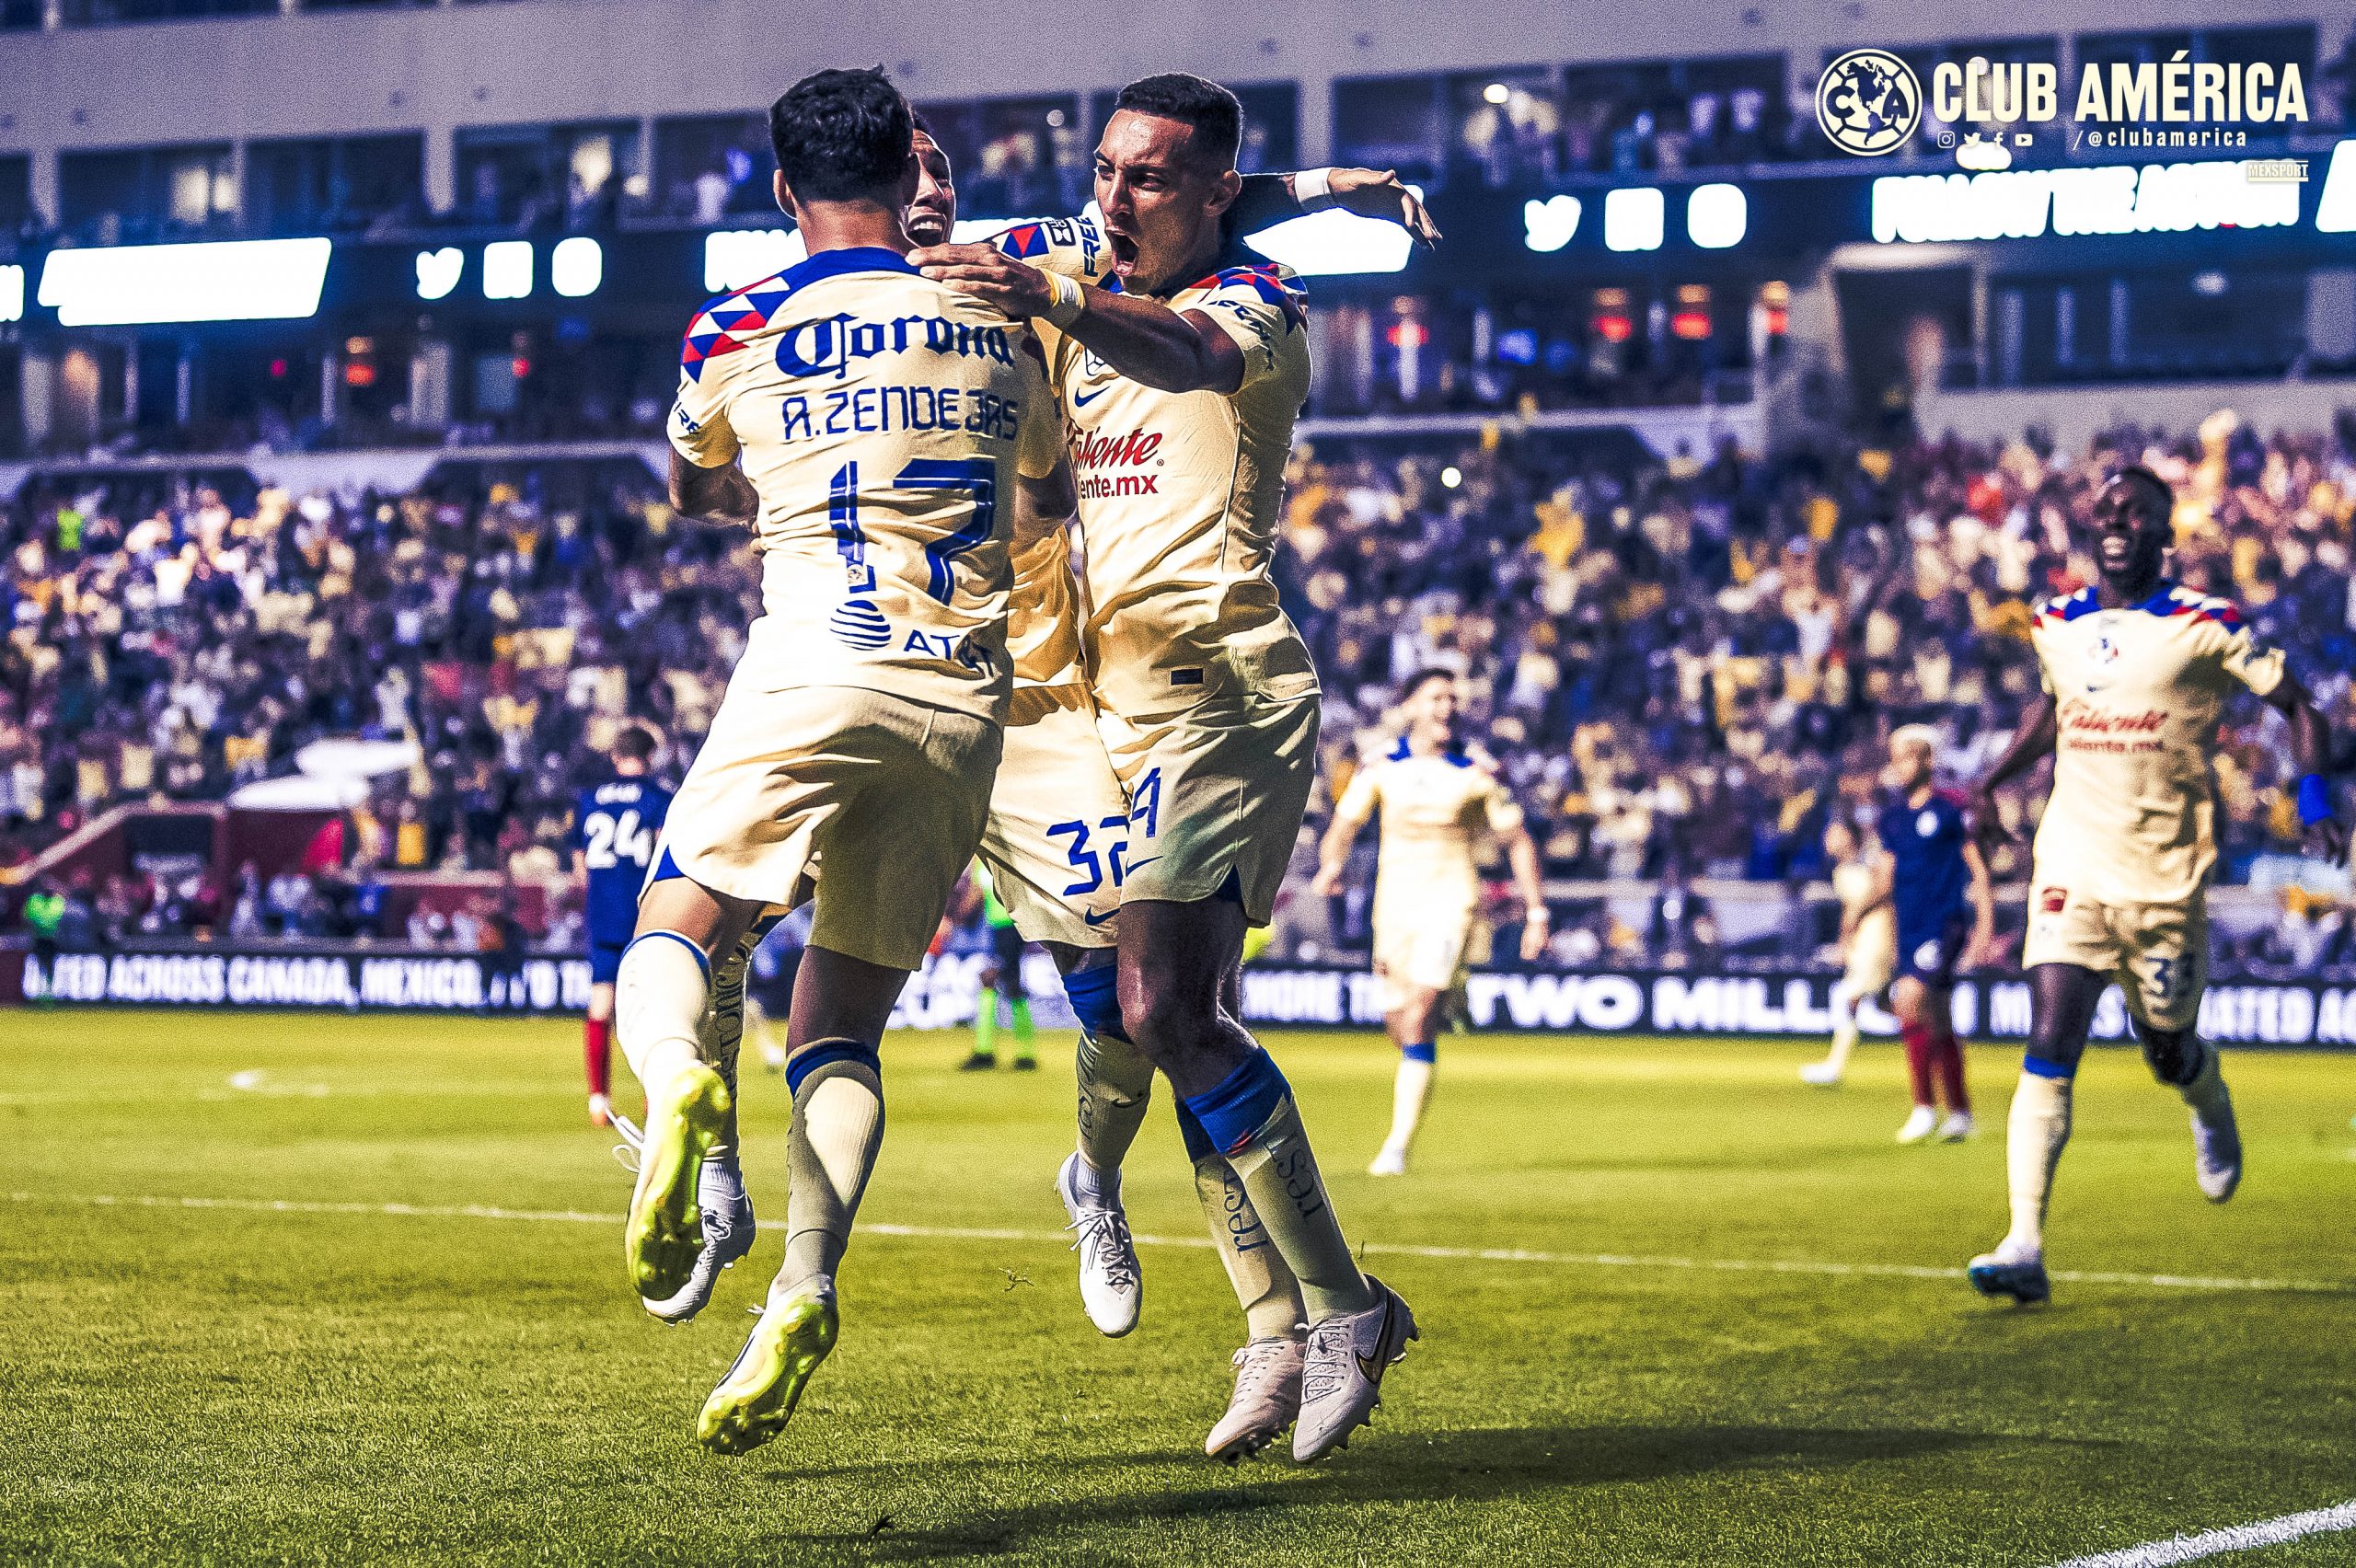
top-left (572, 724), bottom-right (671, 1128)
top-left (1876, 726), bottom-right (1994, 1145)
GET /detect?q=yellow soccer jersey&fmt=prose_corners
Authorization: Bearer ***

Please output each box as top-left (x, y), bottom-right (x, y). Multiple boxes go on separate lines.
top-left (668, 246), bottom-right (1064, 721)
top-left (1334, 743), bottom-right (1524, 920)
top-left (1832, 859), bottom-right (1895, 960)
top-left (2027, 581), bottom-right (2286, 905)
top-left (997, 225), bottom-right (1317, 719)
top-left (1004, 513), bottom-right (1085, 695)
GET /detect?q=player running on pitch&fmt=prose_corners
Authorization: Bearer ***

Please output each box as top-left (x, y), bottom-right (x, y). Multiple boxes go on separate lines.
top-left (1877, 725), bottom-right (1994, 1144)
top-left (1799, 815), bottom-right (1896, 1088)
top-left (918, 73), bottom-right (1426, 1460)
top-left (616, 67), bottom-right (1067, 1453)
top-left (1964, 467), bottom-right (2347, 1306)
top-left (1311, 669), bottom-right (1549, 1175)
top-left (904, 114), bottom-right (1431, 1460)
top-left (572, 724), bottom-right (670, 1127)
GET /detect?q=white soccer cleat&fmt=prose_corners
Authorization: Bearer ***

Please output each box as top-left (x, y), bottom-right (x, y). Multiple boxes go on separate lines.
top-left (1206, 1335), bottom-right (1305, 1463)
top-left (1967, 1237), bottom-right (2050, 1305)
top-left (1056, 1152), bottom-right (1139, 1337)
top-left (1798, 1061), bottom-right (1842, 1088)
top-left (1936, 1111), bottom-right (1975, 1142)
top-left (2191, 1101), bottom-right (2243, 1204)
top-left (1895, 1105), bottom-right (1939, 1144)
top-left (1367, 1145), bottom-right (1408, 1177)
top-left (587, 1091), bottom-right (613, 1127)
top-left (1293, 1274), bottom-right (1416, 1462)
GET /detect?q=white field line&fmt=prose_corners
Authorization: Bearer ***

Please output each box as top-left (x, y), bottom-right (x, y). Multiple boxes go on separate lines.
top-left (2049, 1499), bottom-right (2356, 1566)
top-left (9, 1191), bottom-right (2354, 1297)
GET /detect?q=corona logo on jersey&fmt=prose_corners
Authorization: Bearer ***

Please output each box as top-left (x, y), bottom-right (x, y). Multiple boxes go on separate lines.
top-left (773, 312), bottom-right (1019, 381)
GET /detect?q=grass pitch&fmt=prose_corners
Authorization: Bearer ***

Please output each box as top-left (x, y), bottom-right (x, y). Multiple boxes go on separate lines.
top-left (6, 1010), bottom-right (2356, 1566)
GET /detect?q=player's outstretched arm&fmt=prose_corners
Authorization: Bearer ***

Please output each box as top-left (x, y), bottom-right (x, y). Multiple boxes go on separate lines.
top-left (2263, 674), bottom-right (2350, 867)
top-left (1311, 772), bottom-right (1380, 900)
top-left (667, 449), bottom-right (758, 530)
top-left (1229, 168), bottom-right (1442, 248)
top-left (1961, 838), bottom-right (1998, 968)
top-left (1969, 695), bottom-right (2058, 854)
top-left (912, 242), bottom-right (1246, 395)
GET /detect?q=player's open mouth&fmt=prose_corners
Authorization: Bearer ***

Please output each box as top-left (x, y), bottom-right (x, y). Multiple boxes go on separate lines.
top-left (1106, 228), bottom-right (1140, 274)
top-left (907, 211), bottom-right (949, 245)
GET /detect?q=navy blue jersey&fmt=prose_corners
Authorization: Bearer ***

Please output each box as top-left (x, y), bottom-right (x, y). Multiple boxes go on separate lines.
top-left (1877, 790), bottom-right (1971, 939)
top-left (575, 778), bottom-right (672, 944)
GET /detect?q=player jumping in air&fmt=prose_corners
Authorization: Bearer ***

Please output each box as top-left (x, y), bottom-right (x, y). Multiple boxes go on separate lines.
top-left (618, 67), bottom-right (1068, 1453)
top-left (1877, 726), bottom-right (1994, 1144)
top-left (900, 118), bottom-right (1426, 1459)
top-left (572, 724), bottom-right (670, 1128)
top-left (918, 73), bottom-right (1427, 1460)
top-left (1799, 815), bottom-right (1896, 1088)
top-left (1311, 670), bottom-right (1549, 1175)
top-left (1964, 467), bottom-right (2347, 1305)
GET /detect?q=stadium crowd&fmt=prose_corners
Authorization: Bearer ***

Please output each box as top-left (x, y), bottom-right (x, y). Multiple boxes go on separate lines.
top-left (3, 409), bottom-right (2353, 966)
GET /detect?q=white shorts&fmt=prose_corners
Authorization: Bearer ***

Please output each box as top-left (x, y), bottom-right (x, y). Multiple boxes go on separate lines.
top-left (1095, 691), bottom-right (1319, 926)
top-left (976, 685), bottom-right (1129, 950)
top-left (1372, 905), bottom-right (1484, 1011)
top-left (663, 679), bottom-right (999, 973)
top-left (2023, 885), bottom-right (2209, 1033)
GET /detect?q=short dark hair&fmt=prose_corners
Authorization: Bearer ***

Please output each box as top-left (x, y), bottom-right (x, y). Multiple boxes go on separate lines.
top-left (1406, 668), bottom-right (1457, 699)
top-left (1113, 72), bottom-right (1242, 172)
top-left (612, 725), bottom-right (657, 766)
top-left (768, 66), bottom-right (915, 203)
top-left (2106, 464), bottom-right (2175, 526)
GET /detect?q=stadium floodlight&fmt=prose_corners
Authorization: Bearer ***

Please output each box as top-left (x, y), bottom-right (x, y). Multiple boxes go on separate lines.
top-left (0, 263), bottom-right (21, 325)
top-left (2316, 140), bottom-right (2356, 233)
top-left (1604, 188), bottom-right (1665, 252)
top-left (1523, 195), bottom-right (1582, 253)
top-left (482, 240), bottom-right (534, 300)
top-left (1245, 198), bottom-right (1418, 277)
top-left (1686, 183), bottom-right (1748, 249)
top-left (550, 236), bottom-right (603, 298)
top-left (37, 237), bottom-right (331, 327)
top-left (413, 247), bottom-right (462, 302)
top-left (1484, 83), bottom-right (1511, 105)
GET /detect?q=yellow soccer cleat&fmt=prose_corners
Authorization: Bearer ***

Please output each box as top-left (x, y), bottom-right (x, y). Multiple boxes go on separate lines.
top-left (697, 1283), bottom-right (838, 1456)
top-left (623, 1063), bottom-right (732, 1302)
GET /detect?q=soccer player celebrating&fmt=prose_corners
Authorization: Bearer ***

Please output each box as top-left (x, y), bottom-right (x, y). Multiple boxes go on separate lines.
top-left (1877, 726), bottom-right (1994, 1144)
top-left (1964, 467), bottom-right (2347, 1305)
top-left (918, 74), bottom-right (1419, 1460)
top-left (572, 724), bottom-right (670, 1127)
top-left (615, 66), bottom-right (1067, 1454)
top-left (1311, 670), bottom-right (1549, 1175)
top-left (1799, 815), bottom-right (1896, 1088)
top-left (906, 119), bottom-right (1420, 1462)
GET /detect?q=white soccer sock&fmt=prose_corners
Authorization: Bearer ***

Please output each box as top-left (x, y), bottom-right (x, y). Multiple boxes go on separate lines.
top-left (1825, 982), bottom-right (1861, 1073)
top-left (780, 1050), bottom-right (885, 1295)
top-left (1073, 1028), bottom-right (1155, 1204)
top-left (1192, 1154), bottom-right (1307, 1342)
top-left (1223, 1093), bottom-right (1377, 1324)
top-left (615, 934), bottom-right (710, 1107)
top-left (2004, 1071), bottom-right (2073, 1253)
top-left (1381, 1055), bottom-right (1435, 1155)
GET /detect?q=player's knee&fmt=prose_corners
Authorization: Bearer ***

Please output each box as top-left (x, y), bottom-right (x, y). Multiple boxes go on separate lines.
top-left (2139, 1027), bottom-right (2202, 1087)
top-left (1061, 960), bottom-right (1129, 1044)
top-left (1117, 964), bottom-right (1205, 1055)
